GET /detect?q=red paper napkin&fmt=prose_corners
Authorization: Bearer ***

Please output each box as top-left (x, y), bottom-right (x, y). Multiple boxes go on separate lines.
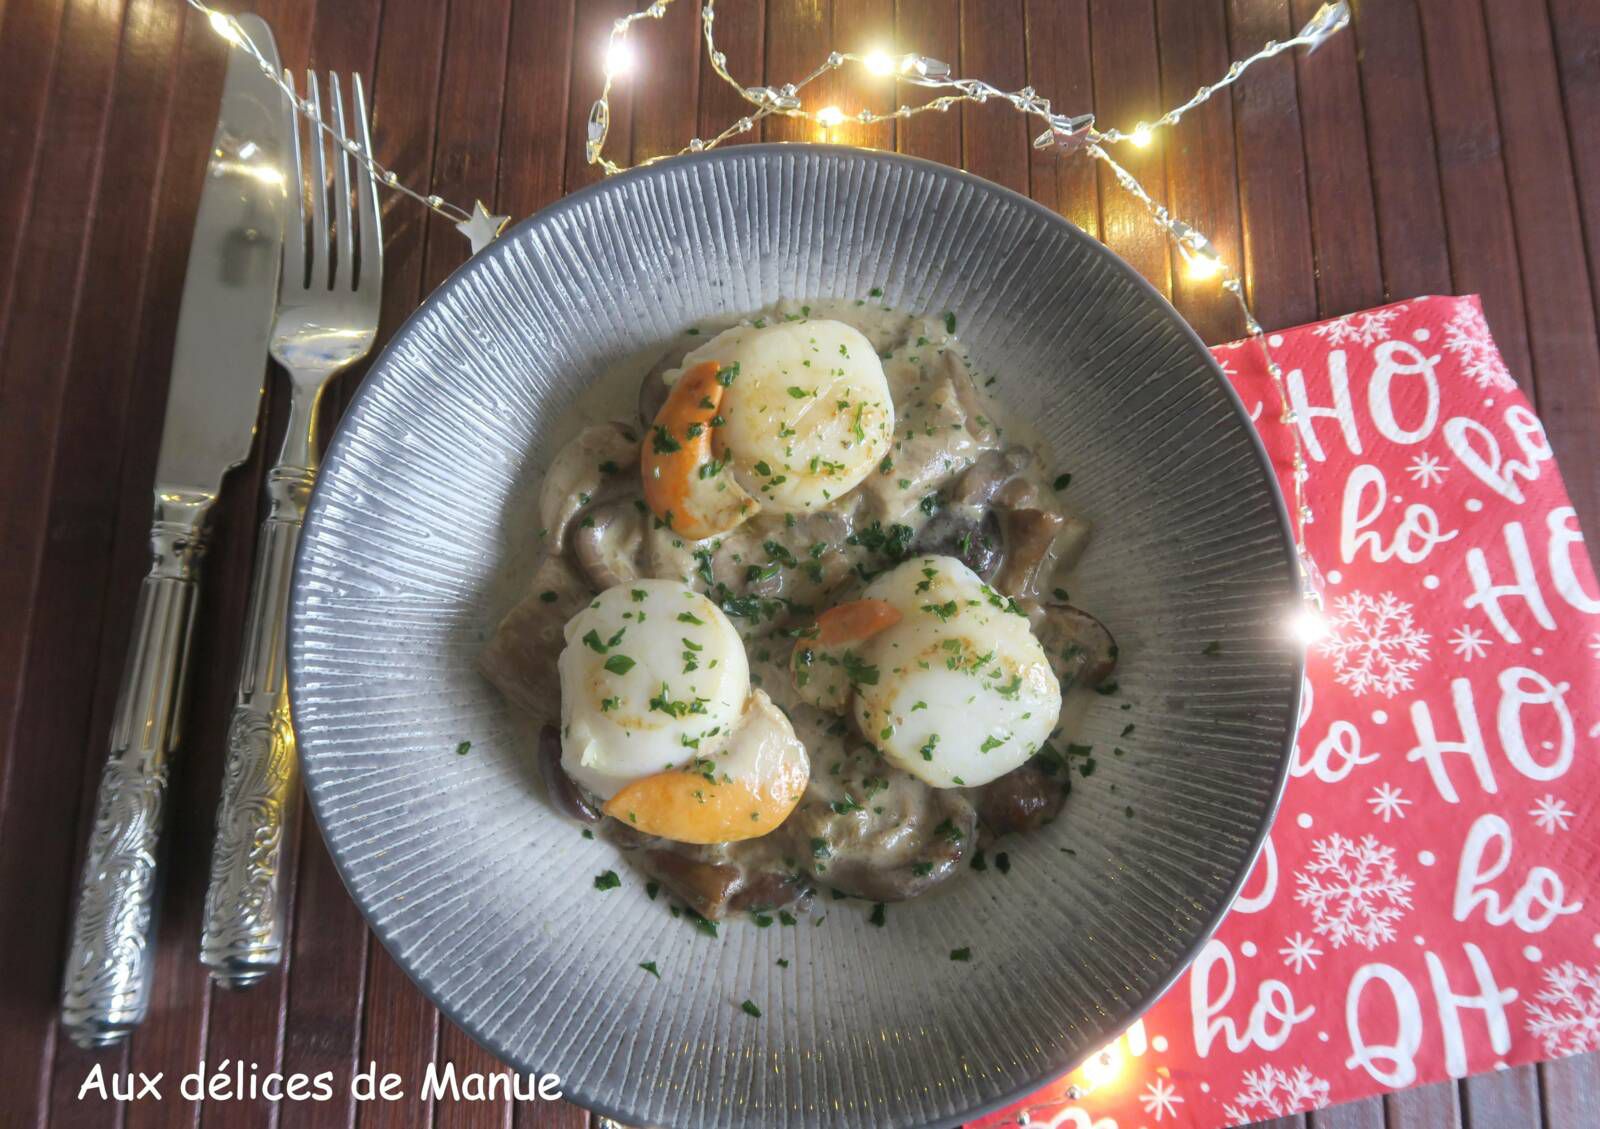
top-left (975, 296), bottom-right (1600, 1128)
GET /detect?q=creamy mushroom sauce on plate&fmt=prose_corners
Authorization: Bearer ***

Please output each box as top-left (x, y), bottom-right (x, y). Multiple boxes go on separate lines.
top-left (480, 298), bottom-right (1117, 921)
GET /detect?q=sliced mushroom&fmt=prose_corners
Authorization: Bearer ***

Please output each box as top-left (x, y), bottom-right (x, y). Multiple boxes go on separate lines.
top-left (1030, 600), bottom-right (1119, 689)
top-left (913, 445), bottom-right (1067, 598)
top-left (537, 724), bottom-right (601, 824)
top-left (478, 553), bottom-right (591, 719)
top-left (568, 498), bottom-right (648, 591)
top-left (639, 850), bottom-right (808, 919)
top-left (538, 420), bottom-right (639, 553)
top-left (977, 759), bottom-right (1068, 841)
top-left (993, 507), bottom-right (1065, 597)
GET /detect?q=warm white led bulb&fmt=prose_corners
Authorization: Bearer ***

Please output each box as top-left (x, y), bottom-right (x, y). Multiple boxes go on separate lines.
top-left (864, 50), bottom-right (896, 76)
top-left (1131, 122), bottom-right (1154, 147)
top-left (604, 40), bottom-right (635, 78)
top-left (208, 10), bottom-right (242, 44)
top-left (1288, 604), bottom-right (1330, 646)
top-left (815, 106), bottom-right (846, 127)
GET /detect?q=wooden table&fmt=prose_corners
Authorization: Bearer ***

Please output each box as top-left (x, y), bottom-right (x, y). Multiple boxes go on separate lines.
top-left (1, 0), bottom-right (1596, 1126)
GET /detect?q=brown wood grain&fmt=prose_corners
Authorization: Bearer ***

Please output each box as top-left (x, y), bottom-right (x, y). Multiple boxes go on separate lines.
top-left (1, 2), bottom-right (1597, 1128)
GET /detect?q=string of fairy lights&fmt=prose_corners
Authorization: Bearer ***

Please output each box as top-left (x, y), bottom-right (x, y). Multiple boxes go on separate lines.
top-left (182, 0), bottom-right (1350, 1117)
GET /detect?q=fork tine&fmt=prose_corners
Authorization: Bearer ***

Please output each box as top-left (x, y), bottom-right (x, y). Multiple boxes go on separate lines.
top-left (305, 71), bottom-right (330, 289)
top-left (280, 69), bottom-right (306, 296)
top-left (327, 73), bottom-right (355, 292)
top-left (351, 73), bottom-right (382, 296)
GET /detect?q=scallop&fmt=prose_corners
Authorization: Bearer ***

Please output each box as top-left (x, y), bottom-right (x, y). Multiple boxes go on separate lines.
top-left (852, 556), bottom-right (1061, 788)
top-left (683, 318), bottom-right (894, 513)
top-left (558, 579), bottom-right (750, 800)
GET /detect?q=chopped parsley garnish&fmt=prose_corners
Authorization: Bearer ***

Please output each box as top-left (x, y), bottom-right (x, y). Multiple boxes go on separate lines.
top-left (582, 627), bottom-right (625, 653)
top-left (779, 911), bottom-right (798, 926)
top-left (716, 362), bottom-right (740, 386)
top-left (539, 590), bottom-right (558, 603)
top-left (950, 947), bottom-right (972, 962)
top-left (810, 837), bottom-right (831, 859)
top-left (868, 902), bottom-right (887, 927)
top-left (1121, 723), bottom-right (1136, 737)
top-left (603, 654), bottom-right (636, 675)
top-left (639, 960), bottom-right (660, 978)
top-left (651, 425), bottom-right (681, 454)
top-left (979, 734), bottom-right (1006, 753)
top-left (933, 818), bottom-right (963, 843)
top-left (455, 741), bottom-right (472, 756)
top-left (971, 849), bottom-right (988, 872)
top-left (841, 651), bottom-right (879, 686)
top-left (919, 734), bottom-right (940, 761)
top-left (740, 999), bottom-right (762, 1018)
top-left (594, 870), bottom-right (621, 891)
top-left (830, 794), bottom-right (863, 815)
top-left (631, 588), bottom-right (647, 602)
top-left (996, 852), bottom-right (1011, 874)
top-left (921, 600), bottom-right (957, 622)
top-left (943, 312), bottom-right (957, 334)
top-left (787, 385), bottom-right (812, 399)
top-left (777, 958), bottom-right (790, 968)
top-left (1203, 640), bottom-right (1223, 656)
top-left (911, 861), bottom-right (934, 877)
top-left (1053, 472), bottom-right (1072, 491)
top-left (678, 610), bottom-right (705, 625)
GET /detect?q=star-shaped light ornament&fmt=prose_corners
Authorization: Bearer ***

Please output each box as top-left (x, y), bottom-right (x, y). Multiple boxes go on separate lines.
top-left (456, 199), bottom-right (511, 254)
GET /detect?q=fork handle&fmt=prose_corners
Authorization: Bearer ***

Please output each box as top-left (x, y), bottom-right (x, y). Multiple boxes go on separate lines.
top-left (200, 463), bottom-right (313, 987)
top-left (61, 493), bottom-right (210, 1047)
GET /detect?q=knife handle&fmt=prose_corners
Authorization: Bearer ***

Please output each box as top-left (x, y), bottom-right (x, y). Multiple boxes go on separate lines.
top-left (61, 495), bottom-right (209, 1048)
top-left (199, 464), bottom-right (312, 987)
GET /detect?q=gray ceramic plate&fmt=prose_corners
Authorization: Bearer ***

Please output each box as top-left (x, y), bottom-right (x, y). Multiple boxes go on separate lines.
top-left (288, 145), bottom-right (1301, 1129)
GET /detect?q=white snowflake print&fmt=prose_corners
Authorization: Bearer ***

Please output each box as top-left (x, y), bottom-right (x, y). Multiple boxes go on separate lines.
top-left (1311, 305), bottom-right (1405, 347)
top-left (1221, 1065), bottom-right (1332, 1123)
top-left (1138, 1077), bottom-right (1184, 1121)
top-left (1279, 931), bottom-right (1324, 974)
top-left (1406, 452), bottom-right (1449, 488)
top-left (1529, 794), bottom-right (1574, 834)
top-left (1294, 833), bottom-right (1416, 950)
top-left (1450, 625), bottom-right (1492, 662)
top-left (1368, 782), bottom-right (1412, 823)
top-left (1524, 962), bottom-right (1600, 1057)
top-left (1317, 591), bottom-right (1432, 698)
top-left (1443, 303), bottom-right (1517, 391)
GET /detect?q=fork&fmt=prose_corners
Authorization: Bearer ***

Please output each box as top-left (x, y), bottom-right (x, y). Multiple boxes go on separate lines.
top-left (200, 70), bottom-right (382, 988)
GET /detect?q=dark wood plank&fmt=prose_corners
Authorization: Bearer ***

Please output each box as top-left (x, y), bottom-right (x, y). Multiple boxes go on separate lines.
top-left (959, 0), bottom-right (1028, 196)
top-left (1306, 1097), bottom-right (1384, 1129)
top-left (698, 0), bottom-right (763, 150)
top-left (1348, 0), bottom-right (1451, 302)
top-left (1413, 0), bottom-right (1533, 383)
top-left (1547, 0), bottom-right (1600, 333)
top-left (0, 0), bottom-right (66, 347)
top-left (1226, 0), bottom-right (1317, 330)
top-left (1478, 0), bottom-right (1600, 543)
top-left (0, 0), bottom-right (156, 1122)
top-left (895, 0), bottom-right (960, 170)
top-left (1288, 0), bottom-right (1383, 316)
top-left (764, 0), bottom-right (829, 146)
top-left (564, 0), bottom-right (636, 194)
top-left (28, 4), bottom-right (187, 1129)
top-left (1384, 1079), bottom-right (1462, 1129)
top-left (1461, 1065), bottom-right (1542, 1129)
top-left (1540, 1054), bottom-right (1600, 1129)
top-left (434, 1016), bottom-right (514, 1129)
top-left (1022, 0), bottom-right (1096, 238)
top-left (496, 0), bottom-right (576, 222)
top-left (353, 948), bottom-right (435, 1129)
top-left (1153, 0), bottom-right (1244, 344)
top-left (1085, 0), bottom-right (1168, 290)
top-left (631, 0), bottom-right (702, 166)
top-left (830, 0), bottom-right (894, 153)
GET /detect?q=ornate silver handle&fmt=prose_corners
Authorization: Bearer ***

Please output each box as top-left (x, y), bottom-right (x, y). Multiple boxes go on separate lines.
top-left (200, 464), bottom-right (312, 987)
top-left (61, 493), bottom-right (210, 1048)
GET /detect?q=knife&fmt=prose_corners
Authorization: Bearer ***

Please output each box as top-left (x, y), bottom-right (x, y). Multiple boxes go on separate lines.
top-left (59, 14), bottom-right (287, 1049)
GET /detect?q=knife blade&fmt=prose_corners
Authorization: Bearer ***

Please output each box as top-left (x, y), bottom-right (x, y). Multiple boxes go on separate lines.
top-left (60, 14), bottom-right (287, 1049)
